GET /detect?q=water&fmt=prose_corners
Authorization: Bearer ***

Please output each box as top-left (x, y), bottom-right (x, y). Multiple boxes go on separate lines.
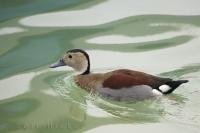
top-left (0, 0), bottom-right (200, 132)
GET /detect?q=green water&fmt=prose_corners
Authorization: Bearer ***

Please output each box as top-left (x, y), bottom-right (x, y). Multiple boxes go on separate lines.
top-left (0, 0), bottom-right (200, 133)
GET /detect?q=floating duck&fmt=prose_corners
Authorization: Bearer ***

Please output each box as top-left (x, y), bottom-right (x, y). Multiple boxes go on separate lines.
top-left (50, 49), bottom-right (188, 101)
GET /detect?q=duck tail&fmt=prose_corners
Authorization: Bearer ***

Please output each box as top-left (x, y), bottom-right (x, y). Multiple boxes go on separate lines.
top-left (159, 80), bottom-right (189, 94)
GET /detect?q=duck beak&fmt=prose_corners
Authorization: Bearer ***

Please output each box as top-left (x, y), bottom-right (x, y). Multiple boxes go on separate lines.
top-left (50, 59), bottom-right (66, 68)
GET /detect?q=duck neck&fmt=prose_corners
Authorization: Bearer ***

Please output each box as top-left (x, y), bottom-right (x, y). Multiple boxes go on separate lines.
top-left (81, 67), bottom-right (90, 75)
top-left (75, 59), bottom-right (90, 75)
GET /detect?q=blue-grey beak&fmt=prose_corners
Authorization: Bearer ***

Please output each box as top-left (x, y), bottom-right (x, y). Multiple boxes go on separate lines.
top-left (50, 59), bottom-right (66, 68)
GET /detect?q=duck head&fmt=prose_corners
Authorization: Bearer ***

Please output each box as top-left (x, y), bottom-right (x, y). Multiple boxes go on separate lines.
top-left (50, 49), bottom-right (90, 75)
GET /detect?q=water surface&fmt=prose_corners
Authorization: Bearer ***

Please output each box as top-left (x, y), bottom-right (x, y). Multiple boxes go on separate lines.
top-left (0, 0), bottom-right (200, 132)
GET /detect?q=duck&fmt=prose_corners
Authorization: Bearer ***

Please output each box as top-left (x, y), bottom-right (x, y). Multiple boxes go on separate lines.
top-left (50, 49), bottom-right (189, 101)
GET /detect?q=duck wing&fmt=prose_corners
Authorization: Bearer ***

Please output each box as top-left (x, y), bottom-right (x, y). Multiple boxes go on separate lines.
top-left (103, 69), bottom-right (172, 89)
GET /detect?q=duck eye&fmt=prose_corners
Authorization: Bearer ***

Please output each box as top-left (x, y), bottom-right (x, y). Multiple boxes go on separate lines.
top-left (68, 55), bottom-right (72, 58)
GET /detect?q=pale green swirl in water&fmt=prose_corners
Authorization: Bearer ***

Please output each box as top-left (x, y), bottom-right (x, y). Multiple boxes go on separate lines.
top-left (1, 0), bottom-right (200, 132)
top-left (50, 72), bottom-right (165, 120)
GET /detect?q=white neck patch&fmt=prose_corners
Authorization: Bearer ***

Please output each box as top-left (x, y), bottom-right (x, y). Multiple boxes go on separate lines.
top-left (75, 59), bottom-right (88, 75)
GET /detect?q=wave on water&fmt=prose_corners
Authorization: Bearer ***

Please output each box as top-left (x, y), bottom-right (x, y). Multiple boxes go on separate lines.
top-left (50, 72), bottom-right (165, 121)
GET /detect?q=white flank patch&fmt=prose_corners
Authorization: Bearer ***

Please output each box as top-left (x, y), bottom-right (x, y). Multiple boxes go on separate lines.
top-left (152, 89), bottom-right (163, 95)
top-left (0, 27), bottom-right (25, 35)
top-left (159, 85), bottom-right (171, 93)
top-left (19, 0), bottom-right (200, 27)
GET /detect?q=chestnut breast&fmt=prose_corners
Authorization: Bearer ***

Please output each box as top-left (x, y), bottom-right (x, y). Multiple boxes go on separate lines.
top-left (74, 73), bottom-right (109, 91)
